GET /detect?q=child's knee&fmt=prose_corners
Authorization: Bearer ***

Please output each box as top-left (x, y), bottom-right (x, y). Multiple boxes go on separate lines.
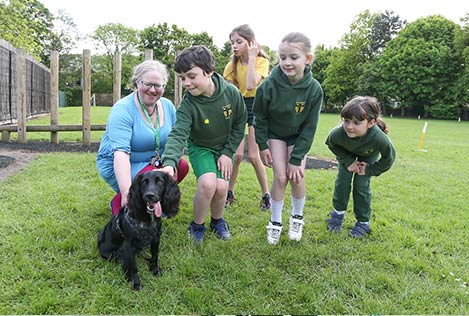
top-left (233, 153), bottom-right (244, 164)
top-left (197, 177), bottom-right (217, 195)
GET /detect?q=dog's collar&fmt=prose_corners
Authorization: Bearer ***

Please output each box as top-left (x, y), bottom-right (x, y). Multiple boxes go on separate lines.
top-left (114, 206), bottom-right (138, 238)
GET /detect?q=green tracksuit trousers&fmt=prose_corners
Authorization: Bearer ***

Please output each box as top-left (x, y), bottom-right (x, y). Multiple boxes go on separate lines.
top-left (333, 162), bottom-right (372, 222)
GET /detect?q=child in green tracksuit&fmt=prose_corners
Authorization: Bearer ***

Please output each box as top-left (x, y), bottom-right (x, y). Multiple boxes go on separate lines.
top-left (161, 45), bottom-right (247, 244)
top-left (253, 32), bottom-right (323, 245)
top-left (325, 96), bottom-right (396, 238)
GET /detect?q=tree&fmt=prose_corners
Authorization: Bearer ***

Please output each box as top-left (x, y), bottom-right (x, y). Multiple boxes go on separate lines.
top-left (91, 23), bottom-right (139, 55)
top-left (322, 11), bottom-right (376, 106)
top-left (369, 10), bottom-right (406, 57)
top-left (454, 13), bottom-right (469, 114)
top-left (312, 45), bottom-right (333, 111)
top-left (0, 0), bottom-right (54, 62)
top-left (45, 9), bottom-right (81, 57)
top-left (90, 23), bottom-right (139, 96)
top-left (379, 15), bottom-right (463, 117)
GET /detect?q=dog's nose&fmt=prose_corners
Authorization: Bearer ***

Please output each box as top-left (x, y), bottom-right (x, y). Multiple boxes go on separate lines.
top-left (144, 193), bottom-right (155, 201)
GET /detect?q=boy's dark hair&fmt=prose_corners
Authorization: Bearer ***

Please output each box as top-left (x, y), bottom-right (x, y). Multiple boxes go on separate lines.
top-left (341, 96), bottom-right (388, 134)
top-left (174, 45), bottom-right (215, 74)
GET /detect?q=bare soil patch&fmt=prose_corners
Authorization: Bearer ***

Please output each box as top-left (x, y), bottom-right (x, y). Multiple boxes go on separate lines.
top-left (0, 141), bottom-right (337, 183)
top-left (0, 141), bottom-right (99, 182)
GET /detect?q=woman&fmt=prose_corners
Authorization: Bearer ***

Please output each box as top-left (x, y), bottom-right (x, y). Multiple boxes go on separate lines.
top-left (96, 59), bottom-right (189, 215)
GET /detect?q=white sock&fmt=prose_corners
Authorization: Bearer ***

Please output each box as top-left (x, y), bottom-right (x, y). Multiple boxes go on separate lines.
top-left (334, 209), bottom-right (346, 215)
top-left (291, 195), bottom-right (305, 218)
top-left (270, 198), bottom-right (284, 224)
top-left (359, 221), bottom-right (370, 226)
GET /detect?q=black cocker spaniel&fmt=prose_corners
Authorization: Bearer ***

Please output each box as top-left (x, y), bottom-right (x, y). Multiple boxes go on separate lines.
top-left (97, 170), bottom-right (180, 290)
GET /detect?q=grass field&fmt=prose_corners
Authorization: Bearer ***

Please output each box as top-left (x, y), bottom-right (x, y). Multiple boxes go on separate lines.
top-left (0, 107), bottom-right (468, 314)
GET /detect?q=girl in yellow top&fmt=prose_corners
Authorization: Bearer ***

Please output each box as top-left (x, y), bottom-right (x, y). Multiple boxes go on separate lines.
top-left (223, 24), bottom-right (271, 211)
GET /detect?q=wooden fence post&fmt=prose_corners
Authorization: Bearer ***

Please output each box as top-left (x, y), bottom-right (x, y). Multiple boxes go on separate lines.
top-left (174, 73), bottom-right (182, 108)
top-left (113, 50), bottom-right (121, 104)
top-left (144, 48), bottom-right (153, 61)
top-left (82, 49), bottom-right (91, 146)
top-left (50, 51), bottom-right (59, 144)
top-left (16, 48), bottom-right (27, 144)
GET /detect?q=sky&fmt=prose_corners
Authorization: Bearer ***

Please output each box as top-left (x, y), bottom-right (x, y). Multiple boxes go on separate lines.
top-left (41, 0), bottom-right (468, 53)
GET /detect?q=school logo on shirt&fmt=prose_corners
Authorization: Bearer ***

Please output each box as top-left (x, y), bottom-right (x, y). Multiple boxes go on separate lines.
top-left (223, 104), bottom-right (233, 119)
top-left (362, 148), bottom-right (375, 155)
top-left (295, 101), bottom-right (305, 113)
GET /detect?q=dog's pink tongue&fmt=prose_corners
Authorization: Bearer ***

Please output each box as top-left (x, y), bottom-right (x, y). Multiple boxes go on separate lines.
top-left (154, 201), bottom-right (162, 217)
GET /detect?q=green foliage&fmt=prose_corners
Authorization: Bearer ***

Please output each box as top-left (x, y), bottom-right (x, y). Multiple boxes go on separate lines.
top-left (312, 45), bottom-right (333, 110)
top-left (1, 114), bottom-right (468, 314)
top-left (91, 23), bottom-right (139, 55)
top-left (379, 15), bottom-right (464, 116)
top-left (427, 103), bottom-right (461, 120)
top-left (369, 10), bottom-right (406, 56)
top-left (0, 0), bottom-right (53, 62)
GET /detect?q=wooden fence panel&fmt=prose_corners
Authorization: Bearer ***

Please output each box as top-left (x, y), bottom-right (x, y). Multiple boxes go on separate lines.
top-left (0, 39), bottom-right (50, 124)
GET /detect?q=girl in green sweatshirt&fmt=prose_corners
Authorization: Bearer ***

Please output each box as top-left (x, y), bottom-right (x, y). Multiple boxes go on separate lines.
top-left (253, 32), bottom-right (323, 245)
top-left (325, 96), bottom-right (396, 238)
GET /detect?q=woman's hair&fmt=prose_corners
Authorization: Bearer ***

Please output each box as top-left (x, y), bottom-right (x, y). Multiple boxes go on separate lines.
top-left (281, 32), bottom-right (313, 56)
top-left (229, 24), bottom-right (268, 87)
top-left (131, 60), bottom-right (168, 88)
top-left (174, 45), bottom-right (215, 74)
top-left (341, 96), bottom-right (388, 133)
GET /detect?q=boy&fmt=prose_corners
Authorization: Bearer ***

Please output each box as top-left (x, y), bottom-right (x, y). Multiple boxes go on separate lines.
top-left (161, 45), bottom-right (247, 244)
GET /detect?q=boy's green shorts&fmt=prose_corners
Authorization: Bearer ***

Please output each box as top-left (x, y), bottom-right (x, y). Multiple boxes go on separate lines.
top-left (188, 145), bottom-right (229, 179)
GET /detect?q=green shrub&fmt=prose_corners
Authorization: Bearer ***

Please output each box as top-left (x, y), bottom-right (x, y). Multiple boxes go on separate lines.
top-left (428, 103), bottom-right (461, 120)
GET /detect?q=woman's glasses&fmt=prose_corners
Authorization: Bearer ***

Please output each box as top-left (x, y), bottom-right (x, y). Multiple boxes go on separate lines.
top-left (140, 80), bottom-right (166, 91)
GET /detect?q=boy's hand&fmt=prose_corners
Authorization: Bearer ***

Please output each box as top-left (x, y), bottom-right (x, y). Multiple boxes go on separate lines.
top-left (217, 154), bottom-right (233, 180)
top-left (160, 165), bottom-right (176, 179)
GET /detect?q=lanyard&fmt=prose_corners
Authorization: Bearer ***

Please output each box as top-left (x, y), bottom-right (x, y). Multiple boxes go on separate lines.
top-left (137, 91), bottom-right (160, 156)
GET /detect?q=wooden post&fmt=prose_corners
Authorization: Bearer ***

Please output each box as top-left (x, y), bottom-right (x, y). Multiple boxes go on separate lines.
top-left (113, 50), bottom-right (121, 104)
top-left (82, 49), bottom-right (91, 146)
top-left (174, 73), bottom-right (182, 108)
top-left (144, 48), bottom-right (153, 61)
top-left (16, 48), bottom-right (27, 143)
top-left (50, 51), bottom-right (59, 144)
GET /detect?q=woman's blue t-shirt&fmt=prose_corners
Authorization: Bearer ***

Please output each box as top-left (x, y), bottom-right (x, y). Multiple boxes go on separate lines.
top-left (96, 92), bottom-right (176, 192)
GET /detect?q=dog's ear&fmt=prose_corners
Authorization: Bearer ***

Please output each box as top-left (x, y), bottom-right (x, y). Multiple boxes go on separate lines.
top-left (127, 173), bottom-right (143, 212)
top-left (161, 173), bottom-right (180, 219)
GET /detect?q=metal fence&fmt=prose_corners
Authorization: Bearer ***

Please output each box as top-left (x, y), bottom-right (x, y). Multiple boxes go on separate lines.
top-left (0, 39), bottom-right (50, 124)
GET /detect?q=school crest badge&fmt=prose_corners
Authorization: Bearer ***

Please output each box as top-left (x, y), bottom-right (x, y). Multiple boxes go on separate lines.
top-left (223, 104), bottom-right (233, 119)
top-left (295, 101), bottom-right (305, 113)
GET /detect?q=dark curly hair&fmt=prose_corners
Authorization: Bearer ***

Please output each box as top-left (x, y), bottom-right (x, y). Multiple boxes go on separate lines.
top-left (174, 45), bottom-right (215, 75)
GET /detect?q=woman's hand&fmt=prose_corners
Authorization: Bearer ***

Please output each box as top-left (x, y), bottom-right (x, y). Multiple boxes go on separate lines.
top-left (217, 154), bottom-right (233, 180)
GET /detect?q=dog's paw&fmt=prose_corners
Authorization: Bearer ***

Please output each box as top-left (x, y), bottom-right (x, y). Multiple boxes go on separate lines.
top-left (150, 265), bottom-right (162, 276)
top-left (132, 280), bottom-right (143, 291)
